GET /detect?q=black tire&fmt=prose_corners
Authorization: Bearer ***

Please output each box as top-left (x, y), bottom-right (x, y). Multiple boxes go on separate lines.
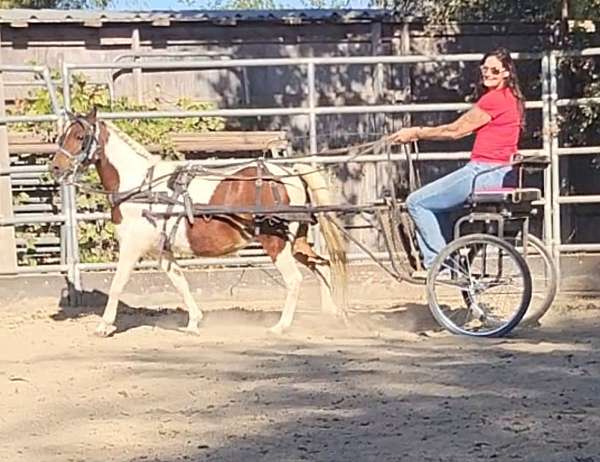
top-left (506, 234), bottom-right (558, 326)
top-left (462, 234), bottom-right (557, 326)
top-left (426, 234), bottom-right (532, 337)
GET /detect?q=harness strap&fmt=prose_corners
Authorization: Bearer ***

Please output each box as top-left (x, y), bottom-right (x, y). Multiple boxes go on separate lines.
top-left (254, 159), bottom-right (264, 235)
top-left (266, 162), bottom-right (283, 207)
top-left (255, 159), bottom-right (264, 210)
top-left (264, 164), bottom-right (284, 229)
top-left (157, 167), bottom-right (189, 262)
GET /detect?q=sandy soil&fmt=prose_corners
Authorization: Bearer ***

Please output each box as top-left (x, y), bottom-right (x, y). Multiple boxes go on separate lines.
top-left (1, 276), bottom-right (600, 462)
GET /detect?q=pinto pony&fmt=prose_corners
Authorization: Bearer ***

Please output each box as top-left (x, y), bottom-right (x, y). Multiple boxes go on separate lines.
top-left (51, 108), bottom-right (347, 337)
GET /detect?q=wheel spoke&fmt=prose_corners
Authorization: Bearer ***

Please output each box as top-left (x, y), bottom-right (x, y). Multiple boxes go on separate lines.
top-left (427, 234), bottom-right (532, 337)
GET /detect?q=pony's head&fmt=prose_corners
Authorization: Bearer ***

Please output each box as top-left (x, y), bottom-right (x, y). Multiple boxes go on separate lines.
top-left (51, 107), bottom-right (103, 181)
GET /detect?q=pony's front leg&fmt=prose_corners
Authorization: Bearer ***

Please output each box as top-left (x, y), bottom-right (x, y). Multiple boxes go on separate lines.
top-left (160, 255), bottom-right (203, 334)
top-left (96, 238), bottom-right (146, 337)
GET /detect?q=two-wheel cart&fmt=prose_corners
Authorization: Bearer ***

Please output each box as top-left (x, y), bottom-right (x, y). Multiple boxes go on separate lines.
top-left (321, 142), bottom-right (557, 338)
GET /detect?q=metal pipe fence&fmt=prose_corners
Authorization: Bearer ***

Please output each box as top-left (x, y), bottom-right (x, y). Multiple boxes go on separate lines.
top-left (0, 65), bottom-right (63, 275)
top-left (2, 50), bottom-right (599, 294)
top-left (0, 66), bottom-right (61, 124)
top-left (550, 48), bottom-right (600, 258)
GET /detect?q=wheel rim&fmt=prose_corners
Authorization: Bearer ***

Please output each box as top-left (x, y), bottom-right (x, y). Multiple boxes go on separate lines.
top-left (428, 236), bottom-right (531, 337)
top-left (505, 234), bottom-right (557, 325)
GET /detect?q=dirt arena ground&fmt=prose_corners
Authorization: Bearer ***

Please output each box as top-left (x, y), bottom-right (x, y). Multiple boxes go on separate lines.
top-left (1, 268), bottom-right (600, 462)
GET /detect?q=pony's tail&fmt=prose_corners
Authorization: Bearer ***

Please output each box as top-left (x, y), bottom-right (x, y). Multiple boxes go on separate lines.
top-left (292, 163), bottom-right (348, 312)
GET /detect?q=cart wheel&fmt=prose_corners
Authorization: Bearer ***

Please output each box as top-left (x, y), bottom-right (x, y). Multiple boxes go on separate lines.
top-left (461, 234), bottom-right (557, 327)
top-left (426, 234), bottom-right (532, 337)
top-left (505, 234), bottom-right (557, 326)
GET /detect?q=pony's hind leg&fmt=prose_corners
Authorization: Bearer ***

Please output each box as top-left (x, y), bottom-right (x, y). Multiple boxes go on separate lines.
top-left (312, 262), bottom-right (343, 317)
top-left (293, 252), bottom-right (346, 321)
top-left (257, 235), bottom-right (303, 334)
top-left (292, 236), bottom-right (345, 318)
top-left (160, 254), bottom-right (203, 334)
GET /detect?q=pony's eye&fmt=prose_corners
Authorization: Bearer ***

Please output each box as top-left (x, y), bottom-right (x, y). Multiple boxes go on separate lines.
top-left (76, 135), bottom-right (85, 141)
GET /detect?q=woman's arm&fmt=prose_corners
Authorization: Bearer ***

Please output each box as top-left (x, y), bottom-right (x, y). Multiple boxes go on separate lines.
top-left (418, 106), bottom-right (491, 140)
top-left (390, 106), bottom-right (492, 143)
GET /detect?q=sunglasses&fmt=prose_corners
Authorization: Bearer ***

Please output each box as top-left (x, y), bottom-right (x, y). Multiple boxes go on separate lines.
top-left (480, 65), bottom-right (505, 76)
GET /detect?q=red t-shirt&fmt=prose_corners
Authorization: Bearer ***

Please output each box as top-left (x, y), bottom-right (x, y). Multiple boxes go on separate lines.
top-left (471, 87), bottom-right (521, 163)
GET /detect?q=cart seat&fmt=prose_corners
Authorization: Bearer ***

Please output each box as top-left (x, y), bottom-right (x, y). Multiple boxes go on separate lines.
top-left (471, 187), bottom-right (541, 204)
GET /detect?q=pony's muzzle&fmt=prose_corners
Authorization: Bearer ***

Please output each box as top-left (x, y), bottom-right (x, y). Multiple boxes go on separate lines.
top-left (50, 163), bottom-right (64, 180)
top-left (50, 162), bottom-right (72, 183)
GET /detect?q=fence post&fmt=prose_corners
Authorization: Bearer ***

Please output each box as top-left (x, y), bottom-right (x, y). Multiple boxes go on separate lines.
top-left (0, 27), bottom-right (19, 274)
top-left (307, 61), bottom-right (317, 154)
top-left (540, 52), bottom-right (553, 248)
top-left (132, 27), bottom-right (143, 104)
top-left (548, 50), bottom-right (561, 282)
top-left (60, 65), bottom-right (82, 304)
top-left (305, 60), bottom-right (324, 254)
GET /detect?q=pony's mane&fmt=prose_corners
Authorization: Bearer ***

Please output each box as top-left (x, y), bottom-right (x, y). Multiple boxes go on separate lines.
top-left (103, 121), bottom-right (159, 163)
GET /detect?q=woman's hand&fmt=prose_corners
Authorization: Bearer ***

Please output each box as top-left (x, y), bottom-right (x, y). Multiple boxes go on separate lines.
top-left (388, 127), bottom-right (421, 144)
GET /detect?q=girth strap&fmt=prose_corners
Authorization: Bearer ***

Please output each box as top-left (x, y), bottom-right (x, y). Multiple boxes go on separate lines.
top-left (156, 166), bottom-right (196, 265)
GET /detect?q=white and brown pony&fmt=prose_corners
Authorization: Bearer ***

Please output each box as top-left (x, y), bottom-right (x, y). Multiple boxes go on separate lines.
top-left (51, 108), bottom-right (347, 337)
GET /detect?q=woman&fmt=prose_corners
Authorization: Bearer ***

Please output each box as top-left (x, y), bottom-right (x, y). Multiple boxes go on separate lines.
top-left (389, 47), bottom-right (525, 275)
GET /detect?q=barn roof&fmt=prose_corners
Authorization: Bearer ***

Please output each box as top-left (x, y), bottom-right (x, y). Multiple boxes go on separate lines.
top-left (0, 8), bottom-right (408, 27)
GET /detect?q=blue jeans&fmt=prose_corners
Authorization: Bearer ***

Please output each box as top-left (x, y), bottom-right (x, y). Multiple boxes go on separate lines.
top-left (406, 161), bottom-right (515, 268)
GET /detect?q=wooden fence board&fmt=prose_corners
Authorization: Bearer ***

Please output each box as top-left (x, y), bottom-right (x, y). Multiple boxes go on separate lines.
top-left (8, 130), bottom-right (289, 155)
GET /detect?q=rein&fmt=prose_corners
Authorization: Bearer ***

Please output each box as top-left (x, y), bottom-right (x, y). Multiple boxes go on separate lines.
top-left (183, 136), bottom-right (391, 180)
top-left (60, 135), bottom-right (393, 203)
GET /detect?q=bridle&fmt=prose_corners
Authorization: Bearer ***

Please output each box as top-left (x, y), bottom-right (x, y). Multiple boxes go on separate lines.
top-left (54, 114), bottom-right (101, 179)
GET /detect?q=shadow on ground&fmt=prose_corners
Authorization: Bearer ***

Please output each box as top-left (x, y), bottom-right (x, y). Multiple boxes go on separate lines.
top-left (50, 280), bottom-right (441, 337)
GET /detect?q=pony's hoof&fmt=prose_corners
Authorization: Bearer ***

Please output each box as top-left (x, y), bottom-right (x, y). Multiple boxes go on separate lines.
top-left (521, 319), bottom-right (542, 329)
top-left (339, 312), bottom-right (350, 327)
top-left (178, 326), bottom-right (200, 336)
top-left (94, 322), bottom-right (116, 337)
top-left (268, 324), bottom-right (287, 335)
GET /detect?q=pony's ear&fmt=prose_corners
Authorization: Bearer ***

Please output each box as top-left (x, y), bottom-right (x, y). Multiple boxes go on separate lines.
top-left (85, 106), bottom-right (98, 123)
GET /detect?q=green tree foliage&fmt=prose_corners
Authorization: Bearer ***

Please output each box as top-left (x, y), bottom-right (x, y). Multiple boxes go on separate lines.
top-left (569, 0), bottom-right (600, 18)
top-left (184, 0), bottom-right (600, 21)
top-left (400, 0), bottom-right (600, 22)
top-left (425, 0), bottom-right (560, 22)
top-left (14, 72), bottom-right (225, 157)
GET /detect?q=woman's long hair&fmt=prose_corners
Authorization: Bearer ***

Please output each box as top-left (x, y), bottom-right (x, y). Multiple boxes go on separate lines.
top-left (474, 48), bottom-right (526, 130)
